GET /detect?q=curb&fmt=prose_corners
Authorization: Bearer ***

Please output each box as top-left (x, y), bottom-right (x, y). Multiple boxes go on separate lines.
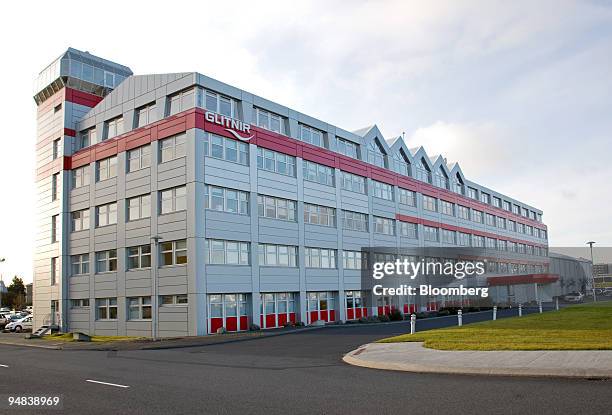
top-left (342, 343), bottom-right (612, 380)
top-left (0, 341), bottom-right (62, 350)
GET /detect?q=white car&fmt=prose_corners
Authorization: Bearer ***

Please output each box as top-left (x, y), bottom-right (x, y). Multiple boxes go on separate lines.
top-left (5, 315), bottom-right (33, 333)
top-left (562, 292), bottom-right (584, 303)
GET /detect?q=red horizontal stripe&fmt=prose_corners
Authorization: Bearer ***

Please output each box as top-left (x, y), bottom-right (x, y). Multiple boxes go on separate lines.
top-left (65, 88), bottom-right (103, 108)
top-left (487, 274), bottom-right (559, 286)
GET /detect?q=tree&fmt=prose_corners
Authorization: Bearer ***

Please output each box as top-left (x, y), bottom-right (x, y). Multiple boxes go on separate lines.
top-left (5, 276), bottom-right (26, 310)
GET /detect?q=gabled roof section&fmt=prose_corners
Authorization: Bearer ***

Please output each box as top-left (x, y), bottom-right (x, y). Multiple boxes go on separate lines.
top-left (389, 136), bottom-right (414, 164)
top-left (449, 162), bottom-right (466, 182)
top-left (351, 125), bottom-right (377, 137)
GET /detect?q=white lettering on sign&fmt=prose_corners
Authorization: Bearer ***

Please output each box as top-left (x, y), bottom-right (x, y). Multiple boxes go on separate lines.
top-left (205, 111), bottom-right (254, 141)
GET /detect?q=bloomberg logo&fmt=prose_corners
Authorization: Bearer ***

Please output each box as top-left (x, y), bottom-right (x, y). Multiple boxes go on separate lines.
top-left (205, 111), bottom-right (254, 141)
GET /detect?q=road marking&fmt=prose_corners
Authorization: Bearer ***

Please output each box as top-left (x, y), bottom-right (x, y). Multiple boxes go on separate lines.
top-left (0, 364), bottom-right (8, 368)
top-left (85, 379), bottom-right (129, 388)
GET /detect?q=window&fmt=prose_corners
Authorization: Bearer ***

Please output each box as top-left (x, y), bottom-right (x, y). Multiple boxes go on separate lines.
top-left (399, 222), bottom-right (418, 239)
top-left (492, 196), bottom-right (501, 208)
top-left (256, 148), bottom-right (294, 175)
top-left (160, 134), bottom-right (186, 163)
top-left (51, 215), bottom-right (58, 243)
top-left (204, 90), bottom-right (234, 117)
top-left (485, 213), bottom-right (495, 226)
top-left (303, 160), bottom-right (334, 186)
top-left (342, 210), bottom-right (368, 232)
top-left (341, 172), bottom-right (366, 194)
top-left (160, 240), bottom-right (187, 266)
top-left (76, 128), bottom-right (96, 151)
top-left (51, 257), bottom-right (58, 285)
top-left (204, 133), bottom-right (249, 165)
top-left (71, 254), bottom-right (89, 275)
top-left (457, 205), bottom-right (470, 220)
top-left (423, 195), bottom-right (437, 212)
top-left (127, 145), bottom-right (151, 172)
top-left (127, 195), bottom-right (151, 221)
top-left (467, 187), bottom-right (478, 200)
top-left (472, 235), bottom-right (484, 248)
top-left (508, 241), bottom-right (517, 252)
top-left (257, 195), bottom-right (296, 221)
top-left (368, 141), bottom-right (387, 168)
top-left (541, 229), bottom-right (547, 239)
top-left (434, 168), bottom-right (449, 189)
top-left (51, 173), bottom-right (59, 201)
top-left (128, 296), bottom-right (152, 320)
top-left (105, 117), bottom-right (124, 140)
top-left (127, 245), bottom-right (152, 270)
top-left (205, 239), bottom-right (250, 265)
top-left (517, 223), bottom-right (524, 233)
top-left (72, 166), bottom-right (90, 189)
top-left (54, 103), bottom-right (62, 113)
top-left (373, 216), bottom-right (395, 235)
top-left (336, 138), bottom-right (358, 159)
top-left (497, 216), bottom-right (506, 229)
top-left (71, 209), bottom-right (90, 232)
top-left (135, 103), bottom-right (157, 128)
top-left (480, 192), bottom-right (490, 204)
top-left (398, 188), bottom-right (415, 206)
top-left (508, 220), bottom-right (516, 232)
top-left (299, 125), bottom-right (324, 147)
top-left (441, 229), bottom-right (455, 244)
top-left (96, 202), bottom-right (117, 227)
top-left (512, 204), bottom-right (520, 215)
top-left (204, 185), bottom-right (249, 215)
top-left (96, 298), bottom-right (117, 320)
top-left (305, 247), bottom-right (337, 268)
top-left (168, 88), bottom-right (196, 116)
top-left (486, 237), bottom-right (496, 249)
top-left (521, 207), bottom-right (529, 217)
top-left (52, 138), bottom-right (61, 160)
top-left (525, 225), bottom-right (533, 236)
top-left (70, 299), bottom-right (90, 308)
top-left (457, 232), bottom-right (470, 246)
top-left (304, 203), bottom-right (336, 227)
top-left (423, 226), bottom-right (438, 242)
top-left (472, 209), bottom-right (483, 223)
top-left (96, 250), bottom-right (117, 273)
top-left (497, 240), bottom-right (507, 251)
top-left (258, 244), bottom-right (298, 267)
top-left (252, 107), bottom-right (284, 134)
top-left (160, 186), bottom-right (186, 214)
top-left (393, 153), bottom-right (411, 176)
top-left (160, 294), bottom-right (188, 306)
top-left (503, 200), bottom-right (511, 211)
top-left (343, 251), bottom-right (365, 270)
top-left (440, 200), bottom-right (454, 216)
top-left (372, 180), bottom-right (393, 201)
top-left (96, 156), bottom-right (117, 181)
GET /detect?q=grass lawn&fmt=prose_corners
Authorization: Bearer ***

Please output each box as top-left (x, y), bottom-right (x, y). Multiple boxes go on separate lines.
top-left (43, 333), bottom-right (144, 342)
top-left (378, 300), bottom-right (612, 351)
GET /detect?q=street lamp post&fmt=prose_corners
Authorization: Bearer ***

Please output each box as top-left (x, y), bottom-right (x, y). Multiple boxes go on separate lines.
top-left (586, 241), bottom-right (597, 302)
top-left (151, 236), bottom-right (162, 341)
top-left (0, 258), bottom-right (5, 308)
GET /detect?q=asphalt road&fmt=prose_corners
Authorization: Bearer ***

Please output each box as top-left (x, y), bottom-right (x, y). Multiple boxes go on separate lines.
top-left (0, 307), bottom-right (609, 415)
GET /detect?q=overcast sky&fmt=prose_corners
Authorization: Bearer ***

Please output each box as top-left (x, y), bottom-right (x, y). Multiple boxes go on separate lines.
top-left (1, 0), bottom-right (611, 283)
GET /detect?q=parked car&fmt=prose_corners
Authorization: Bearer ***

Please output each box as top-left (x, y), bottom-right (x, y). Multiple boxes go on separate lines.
top-left (562, 292), bottom-right (584, 302)
top-left (5, 315), bottom-right (33, 333)
top-left (602, 289), bottom-right (612, 297)
top-left (0, 307), bottom-right (10, 314)
top-left (0, 313), bottom-right (8, 328)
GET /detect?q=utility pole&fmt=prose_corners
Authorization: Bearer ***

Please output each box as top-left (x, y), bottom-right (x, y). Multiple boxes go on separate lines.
top-left (586, 241), bottom-right (597, 302)
top-left (151, 236), bottom-right (162, 341)
top-left (0, 258), bottom-right (5, 307)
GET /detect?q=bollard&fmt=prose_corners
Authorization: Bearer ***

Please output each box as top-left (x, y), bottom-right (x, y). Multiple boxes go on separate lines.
top-left (518, 303), bottom-right (523, 317)
top-left (493, 305), bottom-right (497, 321)
top-left (538, 301), bottom-right (543, 314)
top-left (410, 314), bottom-right (416, 335)
top-left (457, 309), bottom-right (463, 326)
top-left (555, 297), bottom-right (559, 311)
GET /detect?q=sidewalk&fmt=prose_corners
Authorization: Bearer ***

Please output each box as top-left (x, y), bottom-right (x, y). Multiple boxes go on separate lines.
top-left (0, 326), bottom-right (321, 351)
top-left (343, 342), bottom-right (612, 379)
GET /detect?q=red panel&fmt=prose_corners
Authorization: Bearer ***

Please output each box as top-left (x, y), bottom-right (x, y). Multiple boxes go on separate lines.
top-left (347, 309), bottom-right (354, 320)
top-left (260, 315), bottom-right (263, 327)
top-left (65, 88), bottom-right (103, 108)
top-left (210, 318), bottom-right (223, 334)
top-left (487, 273), bottom-right (559, 286)
top-left (240, 316), bottom-right (248, 331)
top-left (309, 311), bottom-right (318, 324)
top-left (64, 128), bottom-right (76, 137)
top-left (265, 314), bottom-right (276, 329)
top-left (377, 306), bottom-right (384, 315)
top-left (226, 317), bottom-right (238, 332)
top-left (289, 313), bottom-right (296, 323)
top-left (403, 304), bottom-right (409, 314)
top-left (330, 310), bottom-right (336, 322)
top-left (278, 313), bottom-right (288, 326)
top-left (362, 308), bottom-right (368, 317)
top-left (356, 308), bottom-right (362, 319)
top-left (385, 305), bottom-right (391, 315)
top-left (320, 310), bottom-right (329, 322)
